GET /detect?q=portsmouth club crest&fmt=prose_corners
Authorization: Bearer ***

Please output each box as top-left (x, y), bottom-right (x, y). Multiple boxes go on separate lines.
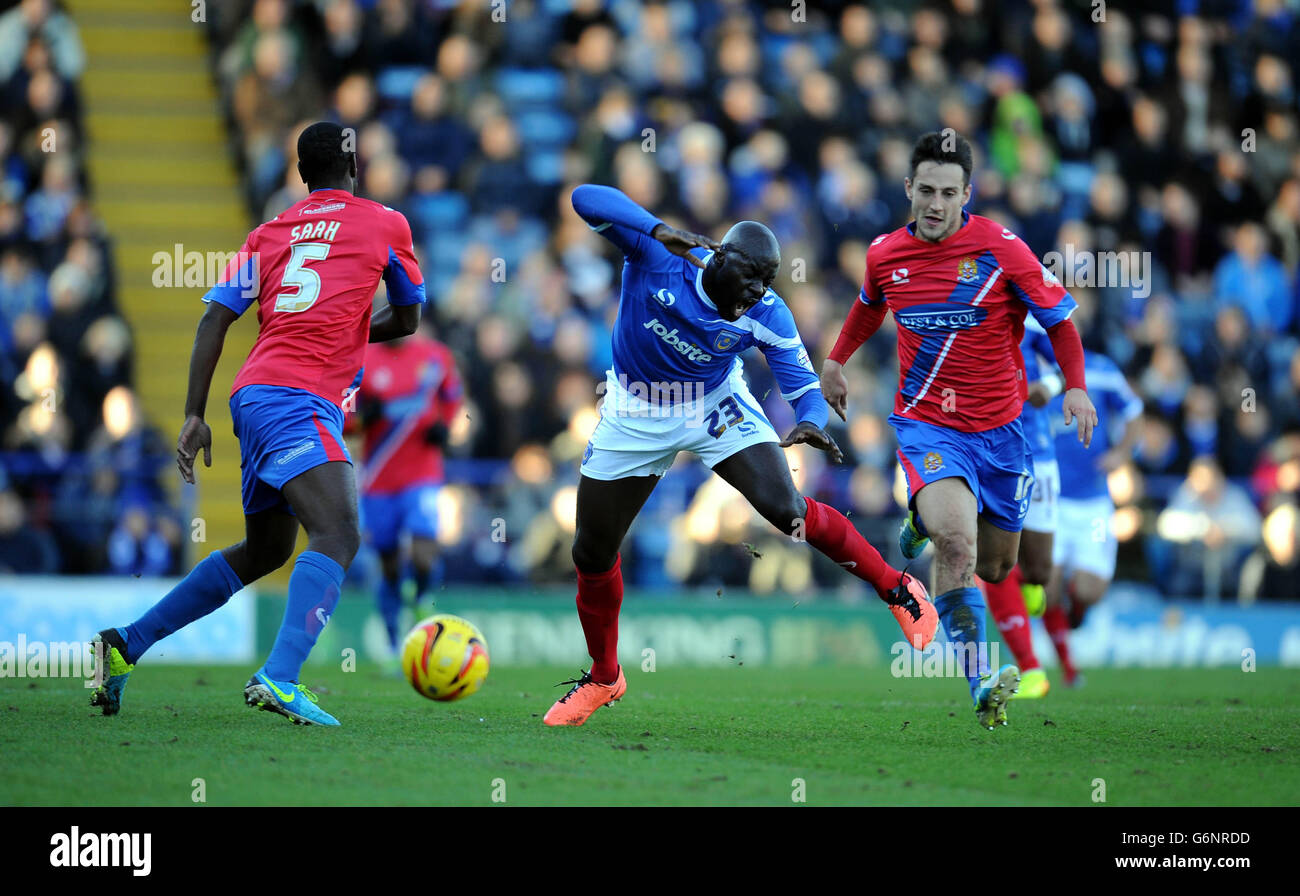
top-left (957, 256), bottom-right (979, 283)
top-left (712, 328), bottom-right (743, 352)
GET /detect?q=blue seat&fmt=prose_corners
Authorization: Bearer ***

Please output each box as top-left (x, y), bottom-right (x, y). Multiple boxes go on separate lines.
top-left (375, 66), bottom-right (428, 103)
top-left (514, 109), bottom-right (575, 146)
top-left (524, 149), bottom-right (565, 185)
top-left (495, 67), bottom-right (565, 107)
top-left (410, 192), bottom-right (469, 235)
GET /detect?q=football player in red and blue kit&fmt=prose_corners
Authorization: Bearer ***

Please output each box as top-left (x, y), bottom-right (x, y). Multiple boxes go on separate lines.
top-left (90, 122), bottom-right (425, 726)
top-left (353, 322), bottom-right (463, 651)
top-left (821, 131), bottom-right (1098, 729)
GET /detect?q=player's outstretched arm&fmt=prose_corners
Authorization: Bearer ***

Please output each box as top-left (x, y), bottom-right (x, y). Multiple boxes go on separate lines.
top-left (572, 183), bottom-right (718, 264)
top-left (368, 300), bottom-right (420, 343)
top-left (650, 223), bottom-right (718, 269)
top-left (177, 301), bottom-right (237, 484)
top-left (822, 301), bottom-right (888, 421)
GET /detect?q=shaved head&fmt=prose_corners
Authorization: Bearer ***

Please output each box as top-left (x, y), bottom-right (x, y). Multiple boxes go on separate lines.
top-left (703, 220), bottom-right (781, 321)
top-left (721, 220), bottom-right (781, 272)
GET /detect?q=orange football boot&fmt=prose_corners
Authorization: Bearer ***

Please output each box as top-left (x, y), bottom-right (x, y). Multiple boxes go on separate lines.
top-left (883, 571), bottom-right (939, 650)
top-left (543, 667), bottom-right (627, 726)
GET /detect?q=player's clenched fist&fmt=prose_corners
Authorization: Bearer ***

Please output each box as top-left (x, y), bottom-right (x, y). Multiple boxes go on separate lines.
top-left (819, 359), bottom-right (848, 422)
top-left (779, 421), bottom-right (844, 464)
top-left (651, 223), bottom-right (720, 268)
top-left (1061, 387), bottom-right (1098, 449)
top-left (176, 414), bottom-right (212, 484)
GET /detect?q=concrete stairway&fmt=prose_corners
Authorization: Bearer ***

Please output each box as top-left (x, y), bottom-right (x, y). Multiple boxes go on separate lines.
top-left (69, 0), bottom-right (261, 567)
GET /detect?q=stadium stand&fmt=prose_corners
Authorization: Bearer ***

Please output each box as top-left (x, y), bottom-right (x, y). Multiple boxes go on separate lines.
top-left (4, 0), bottom-right (1297, 602)
top-left (1, 0), bottom-right (192, 575)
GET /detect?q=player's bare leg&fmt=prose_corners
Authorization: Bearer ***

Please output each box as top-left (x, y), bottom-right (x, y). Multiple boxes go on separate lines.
top-left (544, 474), bottom-right (659, 727)
top-left (280, 461), bottom-right (361, 568)
top-left (915, 478), bottom-right (979, 594)
top-left (711, 443), bottom-right (936, 648)
top-left (915, 478), bottom-right (1019, 726)
top-left (976, 516), bottom-right (1020, 584)
top-left (222, 508), bottom-right (300, 585)
top-left (245, 461), bottom-right (361, 726)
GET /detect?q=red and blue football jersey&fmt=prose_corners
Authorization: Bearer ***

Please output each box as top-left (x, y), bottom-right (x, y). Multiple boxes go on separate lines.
top-left (203, 188), bottom-right (426, 407)
top-left (356, 334), bottom-right (463, 495)
top-left (861, 212), bottom-right (1075, 432)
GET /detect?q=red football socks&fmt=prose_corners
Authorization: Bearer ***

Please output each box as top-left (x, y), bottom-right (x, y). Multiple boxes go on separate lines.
top-left (802, 497), bottom-right (899, 598)
top-left (576, 555), bottom-right (624, 684)
top-left (983, 565), bottom-right (1040, 671)
top-left (1043, 604), bottom-right (1078, 684)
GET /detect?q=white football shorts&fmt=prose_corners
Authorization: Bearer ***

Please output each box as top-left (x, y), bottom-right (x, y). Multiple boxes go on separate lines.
top-left (1022, 457), bottom-right (1060, 534)
top-left (1052, 494), bottom-right (1118, 581)
top-left (580, 364), bottom-right (780, 480)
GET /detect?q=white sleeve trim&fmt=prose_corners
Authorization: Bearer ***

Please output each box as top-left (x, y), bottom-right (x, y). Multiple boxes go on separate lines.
top-left (747, 319), bottom-right (803, 351)
top-left (780, 381), bottom-right (820, 401)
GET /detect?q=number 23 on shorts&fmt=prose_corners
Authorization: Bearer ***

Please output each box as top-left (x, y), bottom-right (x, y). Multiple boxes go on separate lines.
top-left (705, 395), bottom-right (757, 439)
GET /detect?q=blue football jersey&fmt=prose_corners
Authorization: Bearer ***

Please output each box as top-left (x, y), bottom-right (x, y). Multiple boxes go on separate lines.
top-left (1051, 351), bottom-right (1143, 500)
top-left (574, 185), bottom-right (823, 416)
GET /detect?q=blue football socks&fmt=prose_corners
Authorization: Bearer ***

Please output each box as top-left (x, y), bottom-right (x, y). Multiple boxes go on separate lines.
top-left (262, 551), bottom-right (344, 682)
top-left (120, 551), bottom-right (243, 664)
top-left (934, 586), bottom-right (990, 699)
top-left (377, 574), bottom-right (403, 650)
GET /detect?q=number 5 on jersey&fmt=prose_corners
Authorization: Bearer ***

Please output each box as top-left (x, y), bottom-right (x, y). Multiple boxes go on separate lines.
top-left (275, 242), bottom-right (331, 313)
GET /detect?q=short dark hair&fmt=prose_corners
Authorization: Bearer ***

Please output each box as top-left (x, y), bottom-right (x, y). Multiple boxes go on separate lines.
top-left (297, 121), bottom-right (353, 187)
top-left (910, 130), bottom-right (973, 185)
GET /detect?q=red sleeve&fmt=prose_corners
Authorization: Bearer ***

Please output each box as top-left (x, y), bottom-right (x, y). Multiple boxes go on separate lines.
top-left (381, 208), bottom-right (426, 305)
top-left (1046, 319), bottom-right (1086, 392)
top-left (829, 240), bottom-right (889, 364)
top-left (829, 300), bottom-right (887, 364)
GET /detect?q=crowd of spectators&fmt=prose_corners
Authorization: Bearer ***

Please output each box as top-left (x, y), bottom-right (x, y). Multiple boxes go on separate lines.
top-left (202, 0), bottom-right (1300, 600)
top-left (194, 0), bottom-right (1300, 599)
top-left (0, 0), bottom-right (178, 576)
top-left (6, 0), bottom-right (1300, 603)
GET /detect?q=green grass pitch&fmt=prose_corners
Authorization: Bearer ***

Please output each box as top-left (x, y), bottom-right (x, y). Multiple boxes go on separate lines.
top-left (3, 665), bottom-right (1297, 806)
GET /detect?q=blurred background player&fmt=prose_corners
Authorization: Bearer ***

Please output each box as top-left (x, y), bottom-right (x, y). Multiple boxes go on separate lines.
top-left (353, 316), bottom-right (463, 653)
top-left (90, 122), bottom-right (424, 727)
top-left (821, 131), bottom-right (1098, 729)
top-left (1045, 348), bottom-right (1143, 686)
top-left (544, 183), bottom-right (937, 727)
top-left (985, 317), bottom-right (1063, 700)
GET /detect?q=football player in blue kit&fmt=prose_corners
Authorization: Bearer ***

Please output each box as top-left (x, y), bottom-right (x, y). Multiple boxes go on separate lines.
top-left (543, 184), bottom-right (937, 726)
